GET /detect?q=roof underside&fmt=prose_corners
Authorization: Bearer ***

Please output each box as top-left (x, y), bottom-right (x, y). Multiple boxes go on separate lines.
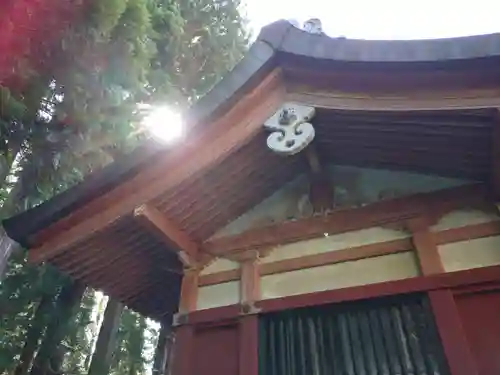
top-left (18, 107), bottom-right (499, 320)
top-left (4, 20), bottom-right (500, 320)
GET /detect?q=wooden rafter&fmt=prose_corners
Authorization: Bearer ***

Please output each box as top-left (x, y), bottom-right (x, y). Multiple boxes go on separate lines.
top-left (28, 69), bottom-right (285, 262)
top-left (134, 204), bottom-right (199, 267)
top-left (285, 74), bottom-right (500, 111)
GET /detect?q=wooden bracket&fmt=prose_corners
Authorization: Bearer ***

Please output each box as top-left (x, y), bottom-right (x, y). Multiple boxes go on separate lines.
top-left (305, 146), bottom-right (334, 213)
top-left (134, 204), bottom-right (199, 267)
top-left (406, 216), bottom-right (444, 276)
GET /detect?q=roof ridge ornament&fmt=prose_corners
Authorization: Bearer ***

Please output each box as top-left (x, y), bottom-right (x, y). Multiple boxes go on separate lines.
top-left (303, 18), bottom-right (323, 35)
top-left (264, 103), bottom-right (316, 155)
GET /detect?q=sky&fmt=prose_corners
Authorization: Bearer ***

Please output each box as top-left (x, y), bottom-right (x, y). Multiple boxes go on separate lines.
top-left (244, 0), bottom-right (500, 40)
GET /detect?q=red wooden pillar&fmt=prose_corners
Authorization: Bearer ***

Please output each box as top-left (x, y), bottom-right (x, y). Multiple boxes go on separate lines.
top-left (170, 269), bottom-right (199, 375)
top-left (407, 217), bottom-right (444, 276)
top-left (429, 290), bottom-right (478, 375)
top-left (171, 324), bottom-right (195, 375)
top-left (239, 315), bottom-right (259, 375)
top-left (239, 254), bottom-right (260, 375)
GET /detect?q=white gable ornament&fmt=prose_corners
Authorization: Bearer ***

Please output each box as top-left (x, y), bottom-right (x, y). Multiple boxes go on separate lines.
top-left (264, 103), bottom-right (316, 156)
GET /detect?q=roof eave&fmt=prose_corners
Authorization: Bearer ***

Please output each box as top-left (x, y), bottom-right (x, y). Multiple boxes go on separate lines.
top-left (5, 19), bottom-right (500, 246)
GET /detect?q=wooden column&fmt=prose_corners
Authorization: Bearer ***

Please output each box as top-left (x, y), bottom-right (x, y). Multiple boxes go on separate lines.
top-left (238, 253), bottom-right (260, 375)
top-left (88, 299), bottom-right (124, 375)
top-left (171, 268), bottom-right (200, 375)
top-left (171, 325), bottom-right (195, 375)
top-left (407, 217), bottom-right (444, 275)
top-left (240, 255), bottom-right (261, 310)
top-left (429, 290), bottom-right (478, 375)
top-left (179, 268), bottom-right (199, 314)
top-left (239, 315), bottom-right (259, 375)
top-left (305, 147), bottom-right (333, 213)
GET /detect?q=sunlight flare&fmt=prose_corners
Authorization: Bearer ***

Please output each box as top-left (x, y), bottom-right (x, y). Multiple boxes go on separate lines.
top-left (142, 105), bottom-right (184, 143)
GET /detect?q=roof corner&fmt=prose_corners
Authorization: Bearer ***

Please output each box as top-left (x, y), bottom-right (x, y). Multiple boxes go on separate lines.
top-left (256, 19), bottom-right (295, 49)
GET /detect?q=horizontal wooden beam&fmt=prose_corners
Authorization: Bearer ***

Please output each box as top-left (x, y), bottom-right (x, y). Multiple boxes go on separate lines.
top-left (189, 263), bottom-right (500, 325)
top-left (199, 220), bottom-right (500, 286)
top-left (203, 183), bottom-right (490, 256)
top-left (28, 69), bottom-right (285, 262)
top-left (285, 77), bottom-right (500, 111)
top-left (134, 204), bottom-right (198, 266)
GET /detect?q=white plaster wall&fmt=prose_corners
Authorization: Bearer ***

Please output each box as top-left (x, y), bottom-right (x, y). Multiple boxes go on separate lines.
top-left (329, 165), bottom-right (468, 205)
top-left (432, 209), bottom-right (499, 232)
top-left (196, 281), bottom-right (239, 310)
top-left (200, 258), bottom-right (239, 275)
top-left (261, 252), bottom-right (419, 300)
top-left (211, 166), bottom-right (472, 239)
top-left (438, 235), bottom-right (500, 272)
top-left (263, 227), bottom-right (409, 263)
top-left (212, 174), bottom-right (309, 238)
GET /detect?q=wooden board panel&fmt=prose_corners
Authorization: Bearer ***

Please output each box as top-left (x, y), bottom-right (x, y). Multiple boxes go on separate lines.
top-left (429, 290), bottom-right (478, 375)
top-left (192, 323), bottom-right (239, 375)
top-left (456, 288), bottom-right (500, 375)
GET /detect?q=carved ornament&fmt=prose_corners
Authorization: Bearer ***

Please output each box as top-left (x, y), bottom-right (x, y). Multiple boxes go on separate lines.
top-left (264, 103), bottom-right (316, 155)
top-left (303, 18), bottom-right (323, 35)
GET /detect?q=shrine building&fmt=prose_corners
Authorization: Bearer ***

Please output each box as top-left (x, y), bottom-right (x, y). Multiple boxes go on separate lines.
top-left (5, 19), bottom-right (500, 375)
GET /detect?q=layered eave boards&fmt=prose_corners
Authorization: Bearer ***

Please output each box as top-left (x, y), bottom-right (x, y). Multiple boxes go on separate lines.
top-left (5, 21), bottom-right (500, 320)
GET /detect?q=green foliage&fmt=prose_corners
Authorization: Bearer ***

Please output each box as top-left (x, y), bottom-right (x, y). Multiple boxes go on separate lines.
top-left (111, 309), bottom-right (152, 375)
top-left (0, 0), bottom-right (248, 373)
top-left (0, 86), bottom-right (27, 121)
top-left (62, 289), bottom-right (97, 374)
top-left (0, 260), bottom-right (62, 372)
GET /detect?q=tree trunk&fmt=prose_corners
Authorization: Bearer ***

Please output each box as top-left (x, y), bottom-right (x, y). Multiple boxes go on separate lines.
top-left (30, 281), bottom-right (86, 375)
top-left (0, 226), bottom-right (16, 280)
top-left (87, 299), bottom-right (124, 375)
top-left (0, 153), bottom-right (36, 280)
top-left (0, 175), bottom-right (25, 280)
top-left (152, 323), bottom-right (171, 375)
top-left (0, 135), bottom-right (22, 189)
top-left (83, 294), bottom-right (108, 370)
top-left (14, 293), bottom-right (56, 375)
top-left (164, 331), bottom-right (175, 375)
top-left (0, 149), bottom-right (37, 218)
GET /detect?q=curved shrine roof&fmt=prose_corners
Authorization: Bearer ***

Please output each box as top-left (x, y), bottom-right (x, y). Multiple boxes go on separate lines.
top-left (4, 20), bottom-right (500, 320)
top-left (6, 21), bottom-right (500, 247)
